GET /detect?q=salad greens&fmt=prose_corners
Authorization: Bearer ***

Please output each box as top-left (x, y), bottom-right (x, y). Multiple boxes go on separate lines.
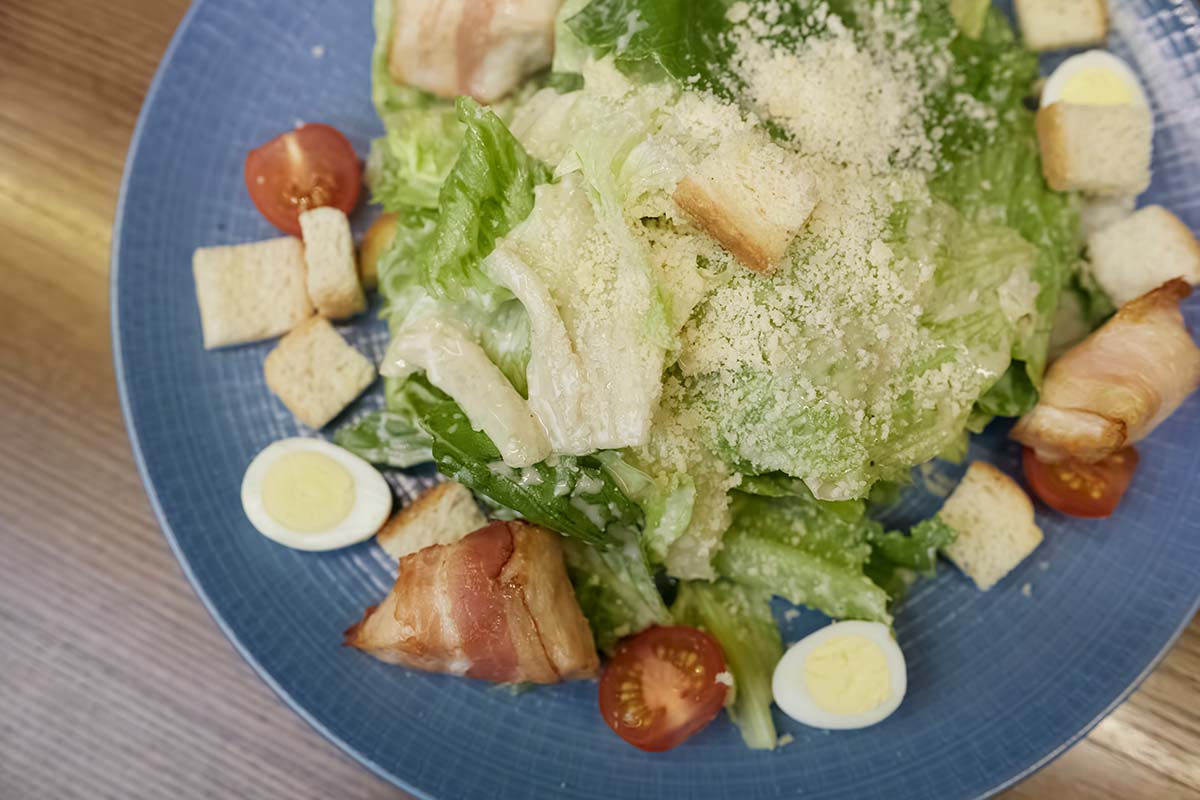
top-left (348, 0), bottom-right (1095, 741)
top-left (673, 581), bottom-right (783, 749)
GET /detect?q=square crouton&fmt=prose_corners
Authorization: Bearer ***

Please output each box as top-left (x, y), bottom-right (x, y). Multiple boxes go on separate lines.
top-left (1036, 102), bottom-right (1151, 196)
top-left (1015, 0), bottom-right (1108, 52)
top-left (376, 482), bottom-right (487, 561)
top-left (1080, 194), bottom-right (1135, 239)
top-left (192, 237), bottom-right (313, 349)
top-left (940, 462), bottom-right (1044, 591)
top-left (674, 134), bottom-right (817, 273)
top-left (1088, 205), bottom-right (1200, 305)
top-left (299, 207), bottom-right (366, 320)
top-left (264, 317), bottom-right (375, 429)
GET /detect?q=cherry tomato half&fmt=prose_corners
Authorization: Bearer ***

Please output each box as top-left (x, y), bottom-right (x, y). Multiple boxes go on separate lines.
top-left (243, 123), bottom-right (362, 236)
top-left (598, 625), bottom-right (729, 752)
top-left (1022, 446), bottom-right (1139, 519)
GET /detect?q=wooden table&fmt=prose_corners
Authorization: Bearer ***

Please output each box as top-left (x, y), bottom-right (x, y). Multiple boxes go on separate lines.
top-left (1, 1), bottom-right (1197, 797)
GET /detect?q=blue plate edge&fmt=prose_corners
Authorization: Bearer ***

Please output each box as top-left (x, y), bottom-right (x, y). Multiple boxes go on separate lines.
top-left (107, 3), bottom-right (433, 798)
top-left (105, 4), bottom-right (1200, 798)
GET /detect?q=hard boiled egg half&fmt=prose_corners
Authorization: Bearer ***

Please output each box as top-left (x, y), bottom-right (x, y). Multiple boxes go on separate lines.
top-left (241, 438), bottom-right (392, 551)
top-left (1042, 50), bottom-right (1149, 117)
top-left (772, 621), bottom-right (907, 730)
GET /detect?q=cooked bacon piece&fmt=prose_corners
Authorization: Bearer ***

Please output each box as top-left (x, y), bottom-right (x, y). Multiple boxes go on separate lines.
top-left (345, 520), bottom-right (599, 683)
top-left (1012, 279), bottom-right (1200, 463)
top-left (388, 0), bottom-right (560, 103)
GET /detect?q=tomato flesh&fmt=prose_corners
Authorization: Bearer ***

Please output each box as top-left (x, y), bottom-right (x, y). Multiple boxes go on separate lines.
top-left (1022, 446), bottom-right (1139, 518)
top-left (598, 625), bottom-right (729, 752)
top-left (244, 123), bottom-right (362, 236)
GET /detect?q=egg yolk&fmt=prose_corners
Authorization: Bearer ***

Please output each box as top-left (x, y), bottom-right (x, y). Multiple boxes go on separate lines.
top-left (261, 452), bottom-right (356, 533)
top-left (1060, 67), bottom-right (1136, 106)
top-left (803, 635), bottom-right (891, 715)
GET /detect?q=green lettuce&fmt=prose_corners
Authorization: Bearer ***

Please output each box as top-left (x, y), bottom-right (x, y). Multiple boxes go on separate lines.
top-left (864, 516), bottom-right (958, 600)
top-left (693, 199), bottom-right (1038, 500)
top-left (565, 531), bottom-right (673, 653)
top-left (394, 377), bottom-right (640, 546)
top-left (368, 0), bottom-right (463, 210)
top-left (596, 453), bottom-right (697, 565)
top-left (715, 493), bottom-right (892, 623)
top-left (566, 0), bottom-right (735, 97)
top-left (673, 581), bottom-right (783, 750)
top-left (416, 98), bottom-right (555, 300)
top-left (333, 410), bottom-right (432, 468)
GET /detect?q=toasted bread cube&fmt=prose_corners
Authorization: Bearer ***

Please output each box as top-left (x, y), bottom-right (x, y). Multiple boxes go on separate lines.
top-left (940, 462), bottom-right (1044, 591)
top-left (264, 317), bottom-right (374, 429)
top-left (376, 482), bottom-right (487, 561)
top-left (674, 134), bottom-right (817, 273)
top-left (1080, 194), bottom-right (1135, 239)
top-left (1036, 102), bottom-right (1151, 195)
top-left (1015, 0), bottom-right (1108, 52)
top-left (300, 207), bottom-right (366, 319)
top-left (192, 237), bottom-right (313, 349)
top-left (1088, 205), bottom-right (1200, 305)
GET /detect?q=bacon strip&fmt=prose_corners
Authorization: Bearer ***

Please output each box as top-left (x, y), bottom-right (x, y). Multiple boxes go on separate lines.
top-left (1012, 279), bottom-right (1200, 463)
top-left (388, 0), bottom-right (558, 104)
top-left (345, 521), bottom-right (599, 683)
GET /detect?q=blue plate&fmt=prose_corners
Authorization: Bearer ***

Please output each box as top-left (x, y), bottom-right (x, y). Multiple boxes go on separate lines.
top-left (113, 2), bottom-right (1200, 798)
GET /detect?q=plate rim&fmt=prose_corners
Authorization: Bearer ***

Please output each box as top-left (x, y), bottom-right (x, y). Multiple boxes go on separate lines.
top-left (108, 2), bottom-right (1200, 798)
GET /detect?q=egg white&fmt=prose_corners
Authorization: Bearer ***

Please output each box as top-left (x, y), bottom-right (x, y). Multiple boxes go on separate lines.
top-left (1042, 50), bottom-right (1149, 112)
top-left (772, 620), bottom-right (907, 730)
top-left (240, 438), bottom-right (392, 551)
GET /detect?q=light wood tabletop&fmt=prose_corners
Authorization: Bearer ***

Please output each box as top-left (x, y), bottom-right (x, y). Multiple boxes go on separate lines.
top-left (1, 1), bottom-right (1197, 798)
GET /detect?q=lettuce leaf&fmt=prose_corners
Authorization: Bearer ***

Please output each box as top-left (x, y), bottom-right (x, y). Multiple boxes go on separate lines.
top-left (596, 453), bottom-right (697, 565)
top-left (415, 98), bottom-right (555, 301)
top-left (673, 580), bottom-right (783, 750)
top-left (395, 377), bottom-right (640, 546)
top-left (715, 493), bottom-right (892, 623)
top-left (368, 0), bottom-right (462, 210)
top-left (566, 0), bottom-right (735, 96)
top-left (333, 410), bottom-right (432, 468)
top-left (565, 531), bottom-right (673, 653)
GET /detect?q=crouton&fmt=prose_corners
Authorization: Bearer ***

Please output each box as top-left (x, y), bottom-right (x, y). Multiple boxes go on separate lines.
top-left (1015, 0), bottom-right (1108, 52)
top-left (674, 134), bottom-right (817, 273)
top-left (940, 462), bottom-right (1044, 591)
top-left (1088, 205), bottom-right (1200, 305)
top-left (376, 481), bottom-right (487, 561)
top-left (299, 207), bottom-right (366, 319)
top-left (192, 237), bottom-right (313, 349)
top-left (263, 317), bottom-right (375, 429)
top-left (1080, 194), bottom-right (1135, 239)
top-left (1037, 102), bottom-right (1152, 196)
top-left (358, 212), bottom-right (398, 292)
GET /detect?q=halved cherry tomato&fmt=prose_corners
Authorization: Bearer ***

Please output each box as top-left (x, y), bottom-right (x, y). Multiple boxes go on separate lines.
top-left (244, 123), bottom-right (362, 236)
top-left (598, 625), bottom-right (729, 752)
top-left (1022, 446), bottom-right (1139, 518)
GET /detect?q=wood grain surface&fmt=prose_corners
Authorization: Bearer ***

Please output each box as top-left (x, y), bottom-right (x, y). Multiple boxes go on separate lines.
top-left (0, 1), bottom-right (1196, 798)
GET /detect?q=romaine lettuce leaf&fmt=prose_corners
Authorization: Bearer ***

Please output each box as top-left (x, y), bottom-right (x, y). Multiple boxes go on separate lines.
top-left (689, 198), bottom-right (1037, 501)
top-left (865, 516), bottom-right (958, 601)
top-left (333, 410), bottom-right (432, 468)
top-left (381, 316), bottom-right (550, 467)
top-left (566, 0), bottom-right (735, 97)
top-left (715, 493), bottom-right (892, 623)
top-left (595, 453), bottom-right (697, 565)
top-left (484, 174), bottom-right (668, 455)
top-left (368, 0), bottom-right (463, 210)
top-left (564, 531), bottom-right (673, 653)
top-left (673, 580), bottom-right (783, 750)
top-left (396, 377), bottom-right (641, 546)
top-left (417, 98), bottom-right (555, 301)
